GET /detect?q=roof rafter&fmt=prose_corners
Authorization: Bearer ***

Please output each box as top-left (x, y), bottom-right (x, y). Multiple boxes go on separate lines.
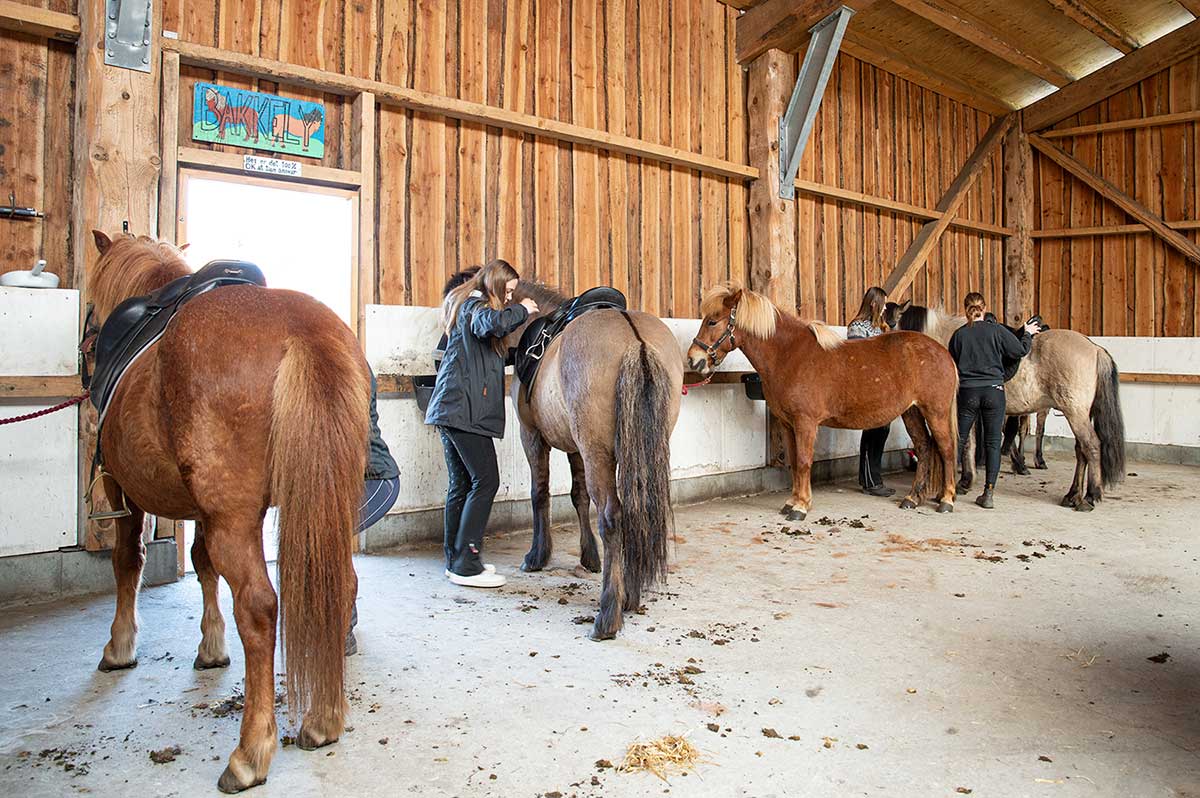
top-left (1044, 0), bottom-right (1140, 53)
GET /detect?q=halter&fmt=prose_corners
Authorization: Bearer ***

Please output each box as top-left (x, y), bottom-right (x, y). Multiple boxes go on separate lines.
top-left (692, 303), bottom-right (738, 366)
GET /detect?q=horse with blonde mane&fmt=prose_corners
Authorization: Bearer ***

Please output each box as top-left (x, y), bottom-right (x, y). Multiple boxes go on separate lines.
top-left (86, 231), bottom-right (368, 792)
top-left (688, 283), bottom-right (960, 518)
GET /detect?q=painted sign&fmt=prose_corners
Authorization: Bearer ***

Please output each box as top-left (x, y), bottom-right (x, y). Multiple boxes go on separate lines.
top-left (243, 155), bottom-right (302, 177)
top-left (192, 82), bottom-right (325, 158)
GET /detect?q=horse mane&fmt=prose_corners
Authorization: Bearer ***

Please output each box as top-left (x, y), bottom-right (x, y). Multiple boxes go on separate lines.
top-left (901, 303), bottom-right (965, 346)
top-left (516, 280), bottom-right (567, 310)
top-left (700, 282), bottom-right (778, 339)
top-left (90, 234), bottom-right (191, 321)
top-left (808, 321), bottom-right (843, 351)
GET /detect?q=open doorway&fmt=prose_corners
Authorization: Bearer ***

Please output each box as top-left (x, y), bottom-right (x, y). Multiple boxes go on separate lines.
top-left (175, 169), bottom-right (359, 570)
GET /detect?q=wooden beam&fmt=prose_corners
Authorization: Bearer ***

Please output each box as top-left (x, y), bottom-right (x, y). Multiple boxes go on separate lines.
top-left (177, 147), bottom-right (363, 189)
top-left (793, 179), bottom-right (1012, 236)
top-left (1022, 20), bottom-right (1200, 131)
top-left (351, 92), bottom-right (376, 343)
top-left (1029, 134), bottom-right (1200, 264)
top-left (890, 0), bottom-right (1073, 86)
top-left (1032, 220), bottom-right (1200, 238)
top-left (736, 0), bottom-right (877, 64)
top-left (1121, 372), bottom-right (1200, 385)
top-left (1041, 109), bottom-right (1200, 138)
top-left (0, 375), bottom-right (82, 399)
top-left (1176, 0), bottom-right (1200, 17)
top-left (1003, 120), bottom-right (1034, 326)
top-left (157, 52), bottom-right (180, 242)
top-left (748, 50), bottom-right (797, 310)
top-left (883, 114), bottom-right (1014, 298)
top-left (163, 39), bottom-right (758, 182)
top-left (0, 0), bottom-right (79, 41)
top-left (1044, 0), bottom-right (1138, 53)
top-left (839, 31), bottom-right (1014, 116)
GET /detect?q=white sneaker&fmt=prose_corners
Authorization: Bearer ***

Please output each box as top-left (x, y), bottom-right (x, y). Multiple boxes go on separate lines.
top-left (447, 569), bottom-right (506, 588)
top-left (444, 564), bottom-right (495, 577)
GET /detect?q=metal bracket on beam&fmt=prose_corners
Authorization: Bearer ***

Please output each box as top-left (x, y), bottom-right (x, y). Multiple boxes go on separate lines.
top-left (778, 5), bottom-right (854, 200)
top-left (105, 0), bottom-right (154, 73)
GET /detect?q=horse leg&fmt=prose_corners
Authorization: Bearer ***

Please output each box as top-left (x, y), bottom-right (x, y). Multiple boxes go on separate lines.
top-left (899, 408), bottom-right (932, 510)
top-left (784, 422), bottom-right (817, 522)
top-left (520, 426), bottom-right (554, 572)
top-left (1010, 416), bottom-right (1031, 475)
top-left (98, 497), bottom-right (147, 672)
top-left (584, 454), bottom-right (625, 641)
top-left (779, 420), bottom-right (797, 515)
top-left (1064, 411), bottom-right (1103, 511)
top-left (923, 407), bottom-right (957, 512)
top-left (569, 451), bottom-right (600, 573)
top-left (1034, 410), bottom-right (1049, 469)
top-left (193, 526), bottom-right (231, 670)
top-left (204, 512), bottom-right (279, 794)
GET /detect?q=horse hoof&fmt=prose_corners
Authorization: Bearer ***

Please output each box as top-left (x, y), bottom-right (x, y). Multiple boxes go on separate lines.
top-left (1074, 500), bottom-right (1095, 513)
top-left (588, 625), bottom-right (617, 642)
top-left (937, 502), bottom-right (954, 514)
top-left (785, 510), bottom-right (807, 522)
top-left (1034, 460), bottom-right (1048, 470)
top-left (780, 504), bottom-right (793, 516)
top-left (580, 554), bottom-right (601, 574)
top-left (297, 726), bottom-right (338, 751)
top-left (97, 657), bottom-right (137, 672)
top-left (520, 557), bottom-right (545, 573)
top-left (1015, 466), bottom-right (1031, 476)
top-left (899, 498), bottom-right (917, 510)
top-left (194, 655), bottom-right (231, 670)
top-left (1060, 494), bottom-right (1078, 508)
top-left (217, 766), bottom-right (266, 794)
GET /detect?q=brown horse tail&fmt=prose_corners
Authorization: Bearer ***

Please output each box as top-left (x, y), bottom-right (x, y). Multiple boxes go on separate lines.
top-left (614, 331), bottom-right (673, 598)
top-left (1091, 347), bottom-right (1126, 488)
top-left (269, 335), bottom-right (369, 728)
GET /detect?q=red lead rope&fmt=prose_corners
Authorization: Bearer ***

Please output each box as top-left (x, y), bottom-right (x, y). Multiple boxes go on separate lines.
top-left (0, 391), bottom-right (91, 425)
top-left (681, 373), bottom-right (714, 395)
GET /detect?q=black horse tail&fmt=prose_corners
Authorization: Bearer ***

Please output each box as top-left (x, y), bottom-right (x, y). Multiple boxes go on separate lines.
top-left (1001, 415), bottom-right (1021, 455)
top-left (1091, 347), bottom-right (1126, 488)
top-left (614, 335), bottom-right (673, 601)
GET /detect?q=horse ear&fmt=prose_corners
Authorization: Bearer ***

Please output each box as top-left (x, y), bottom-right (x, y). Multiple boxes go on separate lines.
top-left (178, 241), bottom-right (191, 251)
top-left (92, 230), bottom-right (112, 255)
top-left (724, 289), bottom-right (743, 309)
top-left (899, 299), bottom-right (912, 313)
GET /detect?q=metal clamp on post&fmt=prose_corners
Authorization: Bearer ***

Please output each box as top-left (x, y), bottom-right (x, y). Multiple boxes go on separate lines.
top-left (778, 5), bottom-right (855, 200)
top-left (105, 0), bottom-right (154, 73)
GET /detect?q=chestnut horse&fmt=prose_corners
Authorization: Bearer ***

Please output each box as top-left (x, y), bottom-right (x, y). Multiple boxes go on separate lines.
top-left (687, 283), bottom-right (959, 518)
top-left (87, 232), bottom-right (368, 792)
top-left (504, 281), bottom-right (683, 640)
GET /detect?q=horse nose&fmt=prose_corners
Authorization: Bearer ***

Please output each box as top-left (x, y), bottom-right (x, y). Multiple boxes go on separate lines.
top-left (687, 356), bottom-right (708, 373)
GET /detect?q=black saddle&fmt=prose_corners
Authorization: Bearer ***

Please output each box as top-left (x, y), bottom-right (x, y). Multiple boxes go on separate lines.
top-left (89, 260), bottom-right (267, 422)
top-left (514, 287), bottom-right (627, 400)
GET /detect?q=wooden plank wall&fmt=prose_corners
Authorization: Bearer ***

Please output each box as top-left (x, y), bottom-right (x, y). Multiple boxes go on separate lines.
top-left (0, 0), bottom-right (76, 286)
top-left (162, 0), bottom-right (749, 316)
top-left (1034, 55), bottom-right (1199, 337)
top-left (793, 52), bottom-right (1006, 324)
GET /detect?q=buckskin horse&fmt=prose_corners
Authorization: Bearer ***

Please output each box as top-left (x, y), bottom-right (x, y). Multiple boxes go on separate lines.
top-left (86, 231), bottom-right (367, 792)
top-left (688, 283), bottom-right (959, 518)
top-left (492, 279), bottom-right (682, 640)
top-left (885, 301), bottom-right (1125, 511)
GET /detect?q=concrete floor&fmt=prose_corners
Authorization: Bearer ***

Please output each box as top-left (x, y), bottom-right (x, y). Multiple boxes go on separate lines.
top-left (2, 454), bottom-right (1199, 797)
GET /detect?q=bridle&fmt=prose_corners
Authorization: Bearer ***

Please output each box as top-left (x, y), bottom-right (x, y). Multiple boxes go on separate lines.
top-left (692, 303), bottom-right (739, 366)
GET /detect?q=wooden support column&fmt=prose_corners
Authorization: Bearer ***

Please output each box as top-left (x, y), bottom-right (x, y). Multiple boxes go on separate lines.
top-left (74, 1), bottom-right (162, 550)
top-left (748, 49), bottom-right (797, 311)
top-left (351, 92), bottom-right (377, 343)
top-left (157, 51), bottom-right (180, 242)
top-left (1003, 119), bottom-right (1034, 326)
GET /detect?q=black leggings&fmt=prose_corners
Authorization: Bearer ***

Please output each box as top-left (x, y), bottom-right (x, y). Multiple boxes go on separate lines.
top-left (439, 426), bottom-right (500, 576)
top-left (858, 425), bottom-right (890, 489)
top-left (957, 385), bottom-right (1006, 487)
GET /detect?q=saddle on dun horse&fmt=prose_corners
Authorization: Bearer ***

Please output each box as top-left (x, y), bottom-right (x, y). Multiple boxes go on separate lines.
top-left (87, 260), bottom-right (267, 428)
top-left (514, 286), bottom-right (627, 401)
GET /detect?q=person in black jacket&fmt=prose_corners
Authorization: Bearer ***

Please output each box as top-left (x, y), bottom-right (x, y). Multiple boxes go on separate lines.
top-left (425, 259), bottom-right (538, 587)
top-left (948, 292), bottom-right (1041, 509)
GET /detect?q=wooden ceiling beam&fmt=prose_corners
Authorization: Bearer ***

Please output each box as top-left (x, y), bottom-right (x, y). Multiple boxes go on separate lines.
top-left (839, 31), bottom-right (1014, 116)
top-left (1044, 0), bottom-right (1139, 53)
top-left (0, 0), bottom-right (79, 40)
top-left (736, 0), bottom-right (877, 64)
top-left (1022, 19), bottom-right (1200, 131)
top-left (889, 0), bottom-right (1073, 86)
top-left (1176, 0), bottom-right (1200, 17)
top-left (1029, 134), bottom-right (1200, 264)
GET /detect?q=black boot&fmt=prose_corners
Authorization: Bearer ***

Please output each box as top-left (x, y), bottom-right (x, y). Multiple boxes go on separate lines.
top-left (862, 484), bottom-right (896, 498)
top-left (975, 485), bottom-right (995, 509)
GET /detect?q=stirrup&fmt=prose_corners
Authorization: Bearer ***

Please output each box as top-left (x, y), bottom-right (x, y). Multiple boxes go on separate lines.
top-left (85, 469), bottom-right (132, 521)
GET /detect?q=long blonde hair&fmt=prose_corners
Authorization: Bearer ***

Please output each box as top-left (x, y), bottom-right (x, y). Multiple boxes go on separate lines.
top-left (963, 292), bottom-right (986, 325)
top-left (442, 259), bottom-right (521, 354)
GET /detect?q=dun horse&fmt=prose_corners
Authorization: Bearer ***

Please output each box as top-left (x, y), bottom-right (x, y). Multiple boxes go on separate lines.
top-left (688, 283), bottom-right (959, 518)
top-left (87, 232), bottom-right (366, 792)
top-left (503, 281), bottom-right (682, 641)
top-left (886, 301), bottom-right (1125, 511)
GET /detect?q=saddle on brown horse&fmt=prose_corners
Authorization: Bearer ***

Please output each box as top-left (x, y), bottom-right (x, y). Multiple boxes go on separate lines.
top-left (87, 260), bottom-right (267, 427)
top-left (514, 286), bottom-right (626, 400)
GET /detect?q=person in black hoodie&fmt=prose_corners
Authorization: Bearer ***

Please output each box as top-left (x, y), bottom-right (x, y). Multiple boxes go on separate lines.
top-left (948, 292), bottom-right (1041, 509)
top-left (425, 259), bottom-right (538, 587)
